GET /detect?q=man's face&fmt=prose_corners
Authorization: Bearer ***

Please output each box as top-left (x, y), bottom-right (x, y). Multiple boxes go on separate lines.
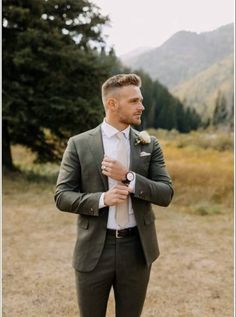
top-left (114, 85), bottom-right (144, 126)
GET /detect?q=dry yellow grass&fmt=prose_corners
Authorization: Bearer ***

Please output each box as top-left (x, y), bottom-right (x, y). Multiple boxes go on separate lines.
top-left (3, 131), bottom-right (234, 317)
top-left (155, 129), bottom-right (234, 215)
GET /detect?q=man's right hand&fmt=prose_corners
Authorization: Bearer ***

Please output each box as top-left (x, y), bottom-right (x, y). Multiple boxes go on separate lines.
top-left (104, 184), bottom-right (132, 206)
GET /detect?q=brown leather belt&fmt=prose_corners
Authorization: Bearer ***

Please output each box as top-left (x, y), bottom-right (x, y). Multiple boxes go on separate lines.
top-left (107, 227), bottom-right (138, 238)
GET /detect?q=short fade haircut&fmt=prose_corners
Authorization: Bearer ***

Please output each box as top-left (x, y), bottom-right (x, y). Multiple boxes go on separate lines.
top-left (101, 73), bottom-right (141, 105)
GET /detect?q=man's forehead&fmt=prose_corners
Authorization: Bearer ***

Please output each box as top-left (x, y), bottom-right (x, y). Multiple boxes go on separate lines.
top-left (119, 85), bottom-right (142, 98)
top-left (105, 85), bottom-right (142, 100)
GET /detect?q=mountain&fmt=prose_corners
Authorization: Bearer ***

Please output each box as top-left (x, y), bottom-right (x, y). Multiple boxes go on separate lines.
top-left (122, 23), bottom-right (233, 88)
top-left (172, 54), bottom-right (234, 119)
top-left (121, 23), bottom-right (234, 120)
top-left (119, 46), bottom-right (153, 62)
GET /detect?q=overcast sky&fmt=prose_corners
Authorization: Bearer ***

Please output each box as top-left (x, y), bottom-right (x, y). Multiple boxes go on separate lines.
top-left (93, 0), bottom-right (234, 56)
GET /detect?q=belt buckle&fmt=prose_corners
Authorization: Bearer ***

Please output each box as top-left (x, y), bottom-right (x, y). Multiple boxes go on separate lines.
top-left (116, 230), bottom-right (122, 238)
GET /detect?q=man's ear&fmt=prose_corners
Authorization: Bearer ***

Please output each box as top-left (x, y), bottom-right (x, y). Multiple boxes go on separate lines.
top-left (107, 97), bottom-right (118, 111)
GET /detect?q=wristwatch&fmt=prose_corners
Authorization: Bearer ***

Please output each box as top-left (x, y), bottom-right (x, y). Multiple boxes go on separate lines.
top-left (122, 171), bottom-right (135, 185)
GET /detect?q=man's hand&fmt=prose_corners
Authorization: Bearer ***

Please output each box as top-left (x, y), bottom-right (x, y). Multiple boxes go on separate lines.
top-left (101, 155), bottom-right (128, 181)
top-left (104, 184), bottom-right (132, 206)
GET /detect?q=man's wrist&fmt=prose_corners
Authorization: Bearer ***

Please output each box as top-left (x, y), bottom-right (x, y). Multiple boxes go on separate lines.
top-left (122, 171), bottom-right (135, 185)
top-left (121, 169), bottom-right (129, 182)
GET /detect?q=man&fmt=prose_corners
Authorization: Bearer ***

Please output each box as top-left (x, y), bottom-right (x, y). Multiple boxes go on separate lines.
top-left (55, 73), bottom-right (173, 317)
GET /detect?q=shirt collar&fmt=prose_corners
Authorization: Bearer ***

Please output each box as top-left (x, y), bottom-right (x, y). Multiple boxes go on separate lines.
top-left (101, 119), bottom-right (130, 139)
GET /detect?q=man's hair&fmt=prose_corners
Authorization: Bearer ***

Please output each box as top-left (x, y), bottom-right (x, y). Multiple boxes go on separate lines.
top-left (101, 74), bottom-right (141, 105)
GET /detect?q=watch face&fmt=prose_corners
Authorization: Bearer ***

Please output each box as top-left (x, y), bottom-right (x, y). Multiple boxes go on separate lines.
top-left (127, 172), bottom-right (134, 182)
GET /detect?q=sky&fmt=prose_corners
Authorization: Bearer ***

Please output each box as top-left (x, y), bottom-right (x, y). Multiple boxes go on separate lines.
top-left (93, 0), bottom-right (234, 56)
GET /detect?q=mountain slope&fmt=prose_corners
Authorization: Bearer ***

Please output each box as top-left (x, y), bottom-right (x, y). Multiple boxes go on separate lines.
top-left (119, 47), bottom-right (152, 62)
top-left (172, 54), bottom-right (234, 119)
top-left (122, 23), bottom-right (234, 89)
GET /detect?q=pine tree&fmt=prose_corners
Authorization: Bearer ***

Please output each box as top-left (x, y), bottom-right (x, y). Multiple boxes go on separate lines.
top-left (3, 0), bottom-right (112, 169)
top-left (212, 92), bottom-right (228, 127)
top-left (229, 95), bottom-right (234, 130)
top-left (134, 70), bottom-right (201, 132)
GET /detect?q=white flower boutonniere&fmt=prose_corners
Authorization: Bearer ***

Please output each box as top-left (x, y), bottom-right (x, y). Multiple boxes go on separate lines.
top-left (135, 131), bottom-right (151, 145)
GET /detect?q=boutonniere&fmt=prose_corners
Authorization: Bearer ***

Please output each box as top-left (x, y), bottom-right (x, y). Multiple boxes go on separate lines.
top-left (135, 131), bottom-right (151, 145)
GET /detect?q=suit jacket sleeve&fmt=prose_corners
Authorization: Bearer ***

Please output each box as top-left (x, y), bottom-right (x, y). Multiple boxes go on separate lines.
top-left (54, 137), bottom-right (102, 216)
top-left (133, 137), bottom-right (174, 207)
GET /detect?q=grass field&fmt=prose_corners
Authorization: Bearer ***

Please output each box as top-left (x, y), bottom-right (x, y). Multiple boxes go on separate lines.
top-left (3, 130), bottom-right (234, 317)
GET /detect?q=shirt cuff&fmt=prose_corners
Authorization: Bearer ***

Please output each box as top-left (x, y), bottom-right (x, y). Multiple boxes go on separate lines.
top-left (128, 172), bottom-right (136, 193)
top-left (99, 192), bottom-right (106, 209)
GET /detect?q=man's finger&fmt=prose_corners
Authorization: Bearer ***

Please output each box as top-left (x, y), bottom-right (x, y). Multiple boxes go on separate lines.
top-left (114, 189), bottom-right (130, 197)
top-left (103, 157), bottom-right (115, 164)
top-left (115, 185), bottom-right (133, 192)
top-left (102, 170), bottom-right (110, 176)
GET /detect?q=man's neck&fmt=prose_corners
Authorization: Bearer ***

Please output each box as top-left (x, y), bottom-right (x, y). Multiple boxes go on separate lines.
top-left (104, 117), bottom-right (129, 132)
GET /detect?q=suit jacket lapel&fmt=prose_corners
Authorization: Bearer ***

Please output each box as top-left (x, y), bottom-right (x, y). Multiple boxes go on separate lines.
top-left (129, 128), bottom-right (141, 172)
top-left (88, 125), bottom-right (108, 190)
top-left (87, 126), bottom-right (141, 189)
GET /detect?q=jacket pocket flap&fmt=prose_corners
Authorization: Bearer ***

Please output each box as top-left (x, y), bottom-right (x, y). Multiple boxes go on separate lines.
top-left (78, 216), bottom-right (89, 229)
top-left (144, 212), bottom-right (156, 225)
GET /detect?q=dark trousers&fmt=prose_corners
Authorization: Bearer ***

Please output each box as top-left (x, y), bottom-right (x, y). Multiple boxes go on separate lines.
top-left (75, 230), bottom-right (151, 317)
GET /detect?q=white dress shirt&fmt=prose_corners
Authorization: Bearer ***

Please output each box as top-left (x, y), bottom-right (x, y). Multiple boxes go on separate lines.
top-left (99, 119), bottom-right (137, 229)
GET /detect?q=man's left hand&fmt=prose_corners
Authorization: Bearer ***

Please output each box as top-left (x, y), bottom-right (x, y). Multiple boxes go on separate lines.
top-left (101, 155), bottom-right (127, 181)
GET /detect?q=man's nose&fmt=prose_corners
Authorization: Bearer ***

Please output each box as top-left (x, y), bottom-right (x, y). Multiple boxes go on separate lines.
top-left (139, 103), bottom-right (145, 111)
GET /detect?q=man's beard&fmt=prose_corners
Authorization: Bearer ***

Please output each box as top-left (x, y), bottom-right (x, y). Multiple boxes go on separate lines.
top-left (120, 116), bottom-right (142, 126)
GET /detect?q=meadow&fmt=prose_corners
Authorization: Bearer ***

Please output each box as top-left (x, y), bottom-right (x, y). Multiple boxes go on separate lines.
top-left (3, 129), bottom-right (234, 317)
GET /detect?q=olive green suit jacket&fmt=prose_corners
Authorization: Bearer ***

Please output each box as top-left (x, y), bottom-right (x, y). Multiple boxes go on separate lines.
top-left (55, 125), bottom-right (173, 272)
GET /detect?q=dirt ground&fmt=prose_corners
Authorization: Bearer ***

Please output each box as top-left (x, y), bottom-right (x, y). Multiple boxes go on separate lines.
top-left (2, 175), bottom-right (234, 317)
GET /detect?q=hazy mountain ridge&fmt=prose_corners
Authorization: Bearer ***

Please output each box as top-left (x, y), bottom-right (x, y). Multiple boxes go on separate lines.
top-left (172, 54), bottom-right (234, 119)
top-left (119, 47), bottom-right (152, 61)
top-left (122, 23), bottom-right (233, 88)
top-left (121, 23), bottom-right (234, 120)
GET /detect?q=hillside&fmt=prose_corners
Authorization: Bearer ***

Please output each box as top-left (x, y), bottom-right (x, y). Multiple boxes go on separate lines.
top-left (172, 54), bottom-right (234, 119)
top-left (119, 46), bottom-right (152, 61)
top-left (121, 23), bottom-right (234, 121)
top-left (121, 23), bottom-right (234, 89)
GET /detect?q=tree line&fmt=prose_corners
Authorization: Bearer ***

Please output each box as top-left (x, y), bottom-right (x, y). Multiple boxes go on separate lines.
top-left (212, 92), bottom-right (234, 129)
top-left (3, 0), bottom-right (201, 170)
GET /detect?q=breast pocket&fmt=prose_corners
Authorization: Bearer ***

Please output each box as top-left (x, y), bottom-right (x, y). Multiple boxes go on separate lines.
top-left (140, 155), bottom-right (151, 164)
top-left (135, 156), bottom-right (151, 176)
